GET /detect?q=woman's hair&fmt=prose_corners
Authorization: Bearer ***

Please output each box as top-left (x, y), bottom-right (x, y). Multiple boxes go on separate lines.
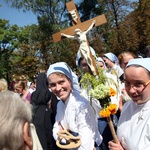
top-left (0, 91), bottom-right (32, 150)
top-left (118, 51), bottom-right (136, 66)
top-left (0, 78), bottom-right (8, 92)
top-left (51, 72), bottom-right (72, 82)
top-left (14, 80), bottom-right (28, 91)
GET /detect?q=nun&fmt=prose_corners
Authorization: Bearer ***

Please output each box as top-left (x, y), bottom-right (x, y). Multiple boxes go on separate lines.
top-left (108, 58), bottom-right (150, 150)
top-left (102, 52), bottom-right (124, 80)
top-left (47, 62), bottom-right (102, 150)
top-left (30, 73), bottom-right (61, 150)
top-left (96, 57), bottom-right (107, 71)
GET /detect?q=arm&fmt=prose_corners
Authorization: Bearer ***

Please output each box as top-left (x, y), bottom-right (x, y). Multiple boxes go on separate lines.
top-left (53, 101), bottom-right (64, 140)
top-left (76, 104), bottom-right (98, 150)
top-left (50, 92), bottom-right (59, 125)
top-left (61, 33), bottom-right (75, 39)
top-left (53, 121), bottom-right (61, 140)
top-left (84, 20), bottom-right (96, 34)
top-left (51, 92), bottom-right (59, 115)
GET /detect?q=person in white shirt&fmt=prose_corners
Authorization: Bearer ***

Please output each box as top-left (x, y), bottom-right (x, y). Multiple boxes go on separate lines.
top-left (108, 58), bottom-right (150, 150)
top-left (28, 81), bottom-right (36, 94)
top-left (47, 62), bottom-right (102, 150)
top-left (102, 52), bottom-right (124, 80)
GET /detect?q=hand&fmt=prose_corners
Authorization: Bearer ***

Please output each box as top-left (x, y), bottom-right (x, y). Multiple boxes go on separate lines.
top-left (108, 141), bottom-right (124, 150)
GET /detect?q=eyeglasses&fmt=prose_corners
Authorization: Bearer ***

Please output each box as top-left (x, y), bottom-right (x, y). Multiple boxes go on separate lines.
top-left (124, 80), bottom-right (150, 91)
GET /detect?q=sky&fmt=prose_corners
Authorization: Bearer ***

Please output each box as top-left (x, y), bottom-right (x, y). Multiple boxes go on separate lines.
top-left (0, 0), bottom-right (135, 27)
top-left (0, 0), bottom-right (80, 27)
top-left (0, 0), bottom-right (38, 27)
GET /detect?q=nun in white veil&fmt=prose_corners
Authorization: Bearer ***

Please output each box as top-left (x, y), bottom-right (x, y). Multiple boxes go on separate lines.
top-left (47, 62), bottom-right (102, 150)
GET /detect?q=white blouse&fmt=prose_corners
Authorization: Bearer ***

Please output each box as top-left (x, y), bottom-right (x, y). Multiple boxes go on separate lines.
top-left (53, 91), bottom-right (102, 150)
top-left (112, 64), bottom-right (124, 78)
top-left (117, 100), bottom-right (150, 150)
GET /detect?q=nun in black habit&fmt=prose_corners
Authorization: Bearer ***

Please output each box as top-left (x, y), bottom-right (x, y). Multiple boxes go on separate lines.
top-left (31, 73), bottom-right (61, 150)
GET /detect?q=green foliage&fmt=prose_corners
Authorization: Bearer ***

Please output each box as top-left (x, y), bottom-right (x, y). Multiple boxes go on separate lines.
top-left (80, 67), bottom-right (118, 107)
top-left (0, 19), bottom-right (20, 81)
top-left (80, 67), bottom-right (107, 89)
top-left (78, 0), bottom-right (99, 21)
top-left (134, 0), bottom-right (150, 51)
top-left (1, 0), bottom-right (150, 83)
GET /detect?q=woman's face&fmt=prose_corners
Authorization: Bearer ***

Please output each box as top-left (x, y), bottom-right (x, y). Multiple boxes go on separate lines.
top-left (122, 54), bottom-right (134, 70)
top-left (102, 57), bottom-right (112, 68)
top-left (48, 74), bottom-right (72, 102)
top-left (97, 61), bottom-right (105, 69)
top-left (79, 58), bottom-right (91, 73)
top-left (124, 66), bottom-right (150, 104)
top-left (15, 87), bottom-right (23, 94)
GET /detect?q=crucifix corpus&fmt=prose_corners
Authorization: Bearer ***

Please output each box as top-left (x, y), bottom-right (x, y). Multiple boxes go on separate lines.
top-left (52, 0), bottom-right (107, 76)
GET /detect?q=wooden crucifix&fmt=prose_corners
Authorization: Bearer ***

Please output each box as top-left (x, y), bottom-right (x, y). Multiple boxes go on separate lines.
top-left (52, 0), bottom-right (107, 76)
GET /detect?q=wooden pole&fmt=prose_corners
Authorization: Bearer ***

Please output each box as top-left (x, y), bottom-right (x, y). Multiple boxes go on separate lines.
top-left (107, 116), bottom-right (118, 143)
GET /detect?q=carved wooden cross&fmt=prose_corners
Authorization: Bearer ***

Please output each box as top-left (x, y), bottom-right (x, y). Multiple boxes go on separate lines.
top-left (52, 0), bottom-right (107, 76)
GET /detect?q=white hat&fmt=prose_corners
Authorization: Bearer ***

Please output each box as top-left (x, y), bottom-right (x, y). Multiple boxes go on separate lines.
top-left (47, 62), bottom-right (80, 92)
top-left (104, 52), bottom-right (119, 65)
top-left (126, 58), bottom-right (150, 72)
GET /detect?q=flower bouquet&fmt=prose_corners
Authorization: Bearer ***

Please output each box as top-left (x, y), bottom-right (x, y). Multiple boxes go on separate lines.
top-left (80, 68), bottom-right (118, 143)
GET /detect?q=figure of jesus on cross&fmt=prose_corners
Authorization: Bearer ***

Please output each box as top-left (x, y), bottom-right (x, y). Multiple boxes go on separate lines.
top-left (61, 20), bottom-right (96, 75)
top-left (52, 0), bottom-right (107, 76)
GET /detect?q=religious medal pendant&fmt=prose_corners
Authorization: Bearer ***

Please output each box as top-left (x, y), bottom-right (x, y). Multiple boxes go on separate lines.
top-left (137, 109), bottom-right (144, 124)
top-left (137, 116), bottom-right (143, 124)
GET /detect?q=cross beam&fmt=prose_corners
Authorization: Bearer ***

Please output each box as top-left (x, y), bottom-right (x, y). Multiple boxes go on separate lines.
top-left (52, 15), bottom-right (107, 42)
top-left (52, 0), bottom-right (107, 76)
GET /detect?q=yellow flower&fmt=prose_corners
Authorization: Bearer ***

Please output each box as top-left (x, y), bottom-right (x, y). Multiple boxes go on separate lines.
top-left (109, 87), bottom-right (116, 97)
top-left (99, 104), bottom-right (117, 118)
top-left (107, 104), bottom-right (117, 114)
top-left (99, 108), bottom-right (111, 117)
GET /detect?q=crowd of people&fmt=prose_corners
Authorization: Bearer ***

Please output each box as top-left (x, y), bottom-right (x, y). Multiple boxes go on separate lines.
top-left (0, 43), bottom-right (150, 150)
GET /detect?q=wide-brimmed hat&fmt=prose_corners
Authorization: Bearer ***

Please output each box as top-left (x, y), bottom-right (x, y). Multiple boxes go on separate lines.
top-left (56, 130), bottom-right (81, 149)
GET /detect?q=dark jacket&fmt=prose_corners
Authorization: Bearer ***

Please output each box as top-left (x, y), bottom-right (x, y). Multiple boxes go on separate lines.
top-left (31, 73), bottom-right (60, 150)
